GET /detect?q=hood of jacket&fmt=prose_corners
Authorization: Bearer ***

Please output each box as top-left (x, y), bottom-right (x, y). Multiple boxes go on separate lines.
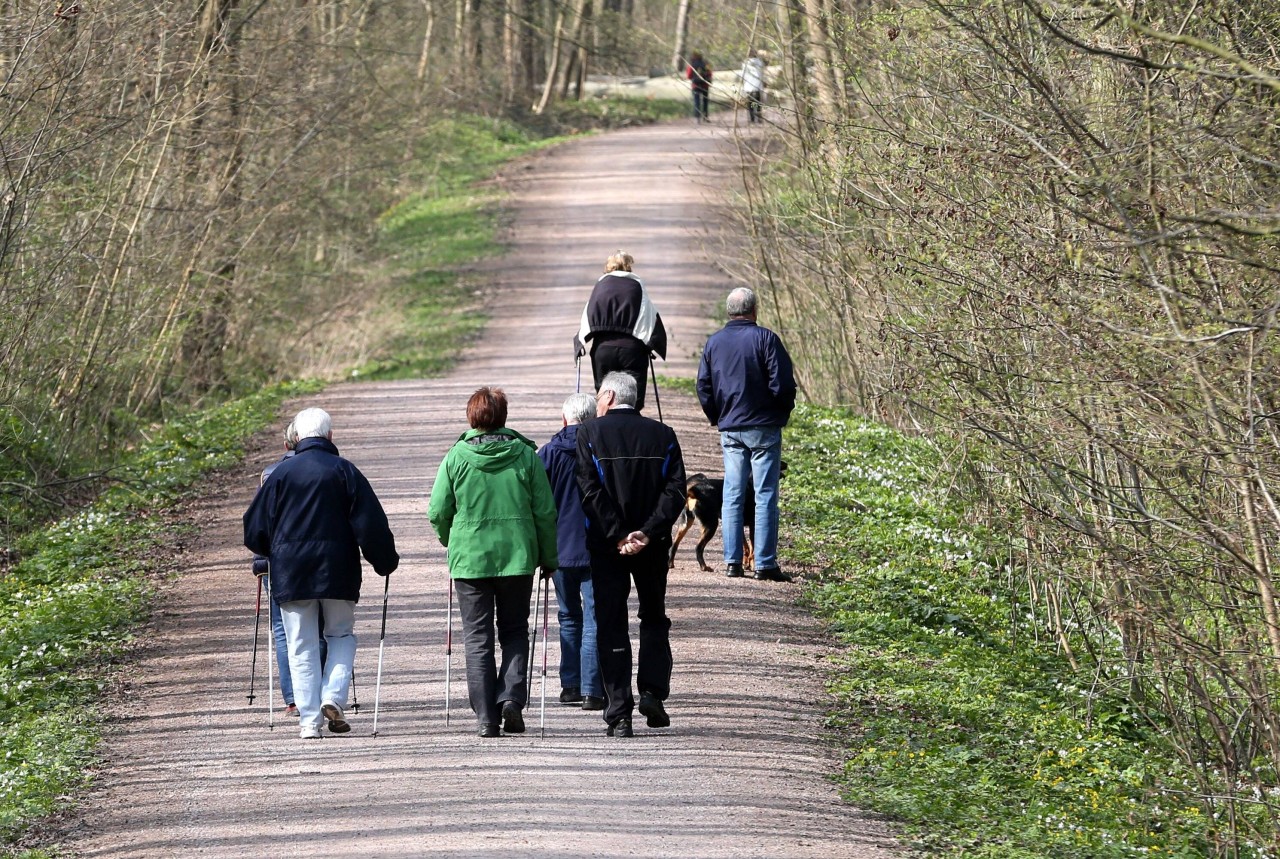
top-left (450, 427), bottom-right (538, 472)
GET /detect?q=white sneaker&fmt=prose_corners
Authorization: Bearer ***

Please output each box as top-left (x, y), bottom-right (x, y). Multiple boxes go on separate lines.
top-left (321, 702), bottom-right (350, 734)
top-left (300, 725), bottom-right (322, 740)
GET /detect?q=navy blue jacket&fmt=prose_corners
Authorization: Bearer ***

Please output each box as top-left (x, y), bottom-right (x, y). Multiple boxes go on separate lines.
top-left (243, 437), bottom-right (399, 602)
top-left (576, 408), bottom-right (686, 551)
top-left (696, 318), bottom-right (797, 431)
top-left (537, 424), bottom-right (591, 570)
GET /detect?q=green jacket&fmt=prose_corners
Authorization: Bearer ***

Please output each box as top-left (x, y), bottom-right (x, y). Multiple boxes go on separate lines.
top-left (428, 427), bottom-right (559, 579)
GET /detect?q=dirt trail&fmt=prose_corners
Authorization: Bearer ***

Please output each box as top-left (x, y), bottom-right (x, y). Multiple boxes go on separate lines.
top-left (60, 121), bottom-right (897, 858)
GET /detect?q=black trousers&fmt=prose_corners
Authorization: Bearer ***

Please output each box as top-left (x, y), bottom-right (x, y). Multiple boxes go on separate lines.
top-left (591, 338), bottom-right (650, 412)
top-left (454, 575), bottom-right (533, 726)
top-left (590, 546), bottom-right (672, 725)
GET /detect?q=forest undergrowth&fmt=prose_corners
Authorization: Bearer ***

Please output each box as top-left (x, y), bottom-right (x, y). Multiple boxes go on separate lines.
top-left (786, 405), bottom-right (1225, 859)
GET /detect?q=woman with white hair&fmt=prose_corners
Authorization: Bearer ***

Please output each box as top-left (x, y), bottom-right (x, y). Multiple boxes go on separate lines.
top-left (572, 251), bottom-right (668, 412)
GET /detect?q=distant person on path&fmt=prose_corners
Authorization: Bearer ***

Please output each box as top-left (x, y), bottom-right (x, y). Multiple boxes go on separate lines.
top-left (696, 287), bottom-right (797, 582)
top-left (250, 420), bottom-right (326, 719)
top-left (576, 372), bottom-right (686, 737)
top-left (687, 51), bottom-right (713, 122)
top-left (573, 251), bottom-right (668, 412)
top-left (243, 407), bottom-right (399, 740)
top-left (740, 49), bottom-right (766, 124)
top-left (428, 387), bottom-right (559, 738)
top-left (537, 392), bottom-right (605, 712)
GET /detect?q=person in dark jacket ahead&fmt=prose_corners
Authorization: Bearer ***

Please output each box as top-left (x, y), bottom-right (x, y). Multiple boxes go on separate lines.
top-left (696, 287), bottom-right (797, 583)
top-left (243, 407), bottom-right (399, 740)
top-left (576, 372), bottom-right (686, 737)
top-left (537, 392), bottom-right (604, 711)
top-left (428, 387), bottom-right (559, 738)
top-left (573, 251), bottom-right (667, 412)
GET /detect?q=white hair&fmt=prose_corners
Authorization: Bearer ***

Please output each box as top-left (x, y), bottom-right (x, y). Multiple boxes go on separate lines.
top-left (292, 407), bottom-right (332, 440)
top-left (727, 287), bottom-right (756, 317)
top-left (563, 393), bottom-right (596, 425)
top-left (599, 371), bottom-right (638, 407)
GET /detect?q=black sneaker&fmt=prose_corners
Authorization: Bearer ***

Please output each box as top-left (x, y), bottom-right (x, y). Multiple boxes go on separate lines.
top-left (725, 563), bottom-right (745, 578)
top-left (607, 717), bottom-right (633, 738)
top-left (501, 700), bottom-right (525, 734)
top-left (559, 686), bottom-right (583, 705)
top-left (754, 567), bottom-right (792, 582)
top-left (478, 723), bottom-right (500, 738)
top-left (638, 691), bottom-right (670, 728)
top-left (581, 695), bottom-right (606, 711)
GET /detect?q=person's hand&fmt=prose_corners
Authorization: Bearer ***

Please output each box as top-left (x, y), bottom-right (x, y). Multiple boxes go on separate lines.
top-left (617, 531), bottom-right (650, 556)
top-left (538, 566), bottom-right (555, 580)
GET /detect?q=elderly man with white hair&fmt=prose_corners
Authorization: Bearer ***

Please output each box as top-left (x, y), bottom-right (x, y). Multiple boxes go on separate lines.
top-left (537, 392), bottom-right (605, 710)
top-left (696, 287), bottom-right (796, 582)
top-left (244, 407), bottom-right (399, 739)
top-left (575, 373), bottom-right (686, 737)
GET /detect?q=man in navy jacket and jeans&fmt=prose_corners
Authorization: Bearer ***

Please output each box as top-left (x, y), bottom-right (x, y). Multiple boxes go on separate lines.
top-left (244, 407), bottom-right (399, 739)
top-left (696, 287), bottom-right (797, 582)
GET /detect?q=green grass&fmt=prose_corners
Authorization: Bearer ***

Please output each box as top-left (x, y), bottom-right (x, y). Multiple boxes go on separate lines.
top-left (0, 380), bottom-right (319, 852)
top-left (785, 404), bottom-right (1219, 858)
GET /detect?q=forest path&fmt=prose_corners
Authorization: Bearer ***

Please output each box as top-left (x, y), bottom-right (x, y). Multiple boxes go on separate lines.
top-left (61, 119), bottom-right (896, 858)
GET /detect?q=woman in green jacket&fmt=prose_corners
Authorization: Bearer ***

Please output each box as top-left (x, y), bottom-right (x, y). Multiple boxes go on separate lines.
top-left (428, 386), bottom-right (559, 737)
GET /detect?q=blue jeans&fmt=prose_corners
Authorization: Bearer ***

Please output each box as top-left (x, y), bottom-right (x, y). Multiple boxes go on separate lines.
top-left (720, 426), bottom-right (783, 570)
top-left (692, 88), bottom-right (709, 121)
top-left (553, 567), bottom-right (601, 697)
top-left (270, 595), bottom-right (325, 707)
top-left (280, 599), bottom-right (356, 734)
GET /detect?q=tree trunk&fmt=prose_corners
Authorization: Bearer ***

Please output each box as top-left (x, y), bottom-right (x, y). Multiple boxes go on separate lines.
top-left (671, 0), bottom-right (691, 74)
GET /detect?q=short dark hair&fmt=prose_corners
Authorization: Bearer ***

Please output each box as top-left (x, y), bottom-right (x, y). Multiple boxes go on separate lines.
top-left (467, 387), bottom-right (508, 431)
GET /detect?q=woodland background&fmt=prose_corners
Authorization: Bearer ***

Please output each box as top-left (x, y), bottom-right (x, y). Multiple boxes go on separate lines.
top-left (5, 0), bottom-right (1280, 853)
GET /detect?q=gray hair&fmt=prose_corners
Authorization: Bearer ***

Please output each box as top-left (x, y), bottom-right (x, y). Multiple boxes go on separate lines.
top-left (599, 371), bottom-right (638, 407)
top-left (727, 287), bottom-right (756, 318)
top-left (293, 407), bottom-right (332, 440)
top-left (283, 420), bottom-right (300, 450)
top-left (563, 392), bottom-right (596, 425)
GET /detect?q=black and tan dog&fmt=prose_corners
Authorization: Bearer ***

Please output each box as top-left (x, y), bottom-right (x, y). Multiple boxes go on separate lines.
top-left (668, 473), bottom-right (756, 572)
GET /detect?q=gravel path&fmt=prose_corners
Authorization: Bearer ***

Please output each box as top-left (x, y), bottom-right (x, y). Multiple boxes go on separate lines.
top-left (60, 120), bottom-right (897, 858)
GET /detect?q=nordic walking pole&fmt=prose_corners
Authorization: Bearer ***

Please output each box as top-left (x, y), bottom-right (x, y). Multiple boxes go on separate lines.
top-left (247, 576), bottom-right (263, 705)
top-left (371, 575), bottom-right (391, 737)
top-left (649, 356), bottom-right (664, 423)
top-left (265, 569), bottom-right (275, 731)
top-left (539, 574), bottom-right (551, 738)
top-left (524, 570), bottom-right (540, 696)
top-left (575, 355), bottom-right (582, 394)
top-left (444, 578), bottom-right (453, 727)
top-left (350, 670), bottom-right (359, 714)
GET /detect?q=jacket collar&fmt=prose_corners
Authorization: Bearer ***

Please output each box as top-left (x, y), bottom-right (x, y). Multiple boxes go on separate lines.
top-left (296, 436), bottom-right (339, 456)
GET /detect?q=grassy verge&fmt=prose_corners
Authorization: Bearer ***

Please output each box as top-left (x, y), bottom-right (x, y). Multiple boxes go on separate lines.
top-left (0, 381), bottom-right (319, 854)
top-left (784, 404), bottom-right (1212, 858)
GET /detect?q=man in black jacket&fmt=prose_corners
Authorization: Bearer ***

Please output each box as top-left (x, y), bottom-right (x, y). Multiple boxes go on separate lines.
top-left (576, 372), bottom-right (687, 737)
top-left (243, 407), bottom-right (399, 740)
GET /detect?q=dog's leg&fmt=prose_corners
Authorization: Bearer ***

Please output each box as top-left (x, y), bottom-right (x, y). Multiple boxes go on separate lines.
top-left (694, 519), bottom-right (719, 573)
top-left (669, 508), bottom-right (694, 569)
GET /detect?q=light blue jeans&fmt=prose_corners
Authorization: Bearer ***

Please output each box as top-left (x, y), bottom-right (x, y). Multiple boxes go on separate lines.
top-left (720, 426), bottom-right (783, 570)
top-left (270, 595), bottom-right (326, 708)
top-left (280, 599), bottom-right (356, 733)
top-left (553, 567), bottom-right (601, 697)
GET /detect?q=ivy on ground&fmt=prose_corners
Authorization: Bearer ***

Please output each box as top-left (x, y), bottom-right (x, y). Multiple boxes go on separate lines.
top-left (787, 404), bottom-right (1218, 858)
